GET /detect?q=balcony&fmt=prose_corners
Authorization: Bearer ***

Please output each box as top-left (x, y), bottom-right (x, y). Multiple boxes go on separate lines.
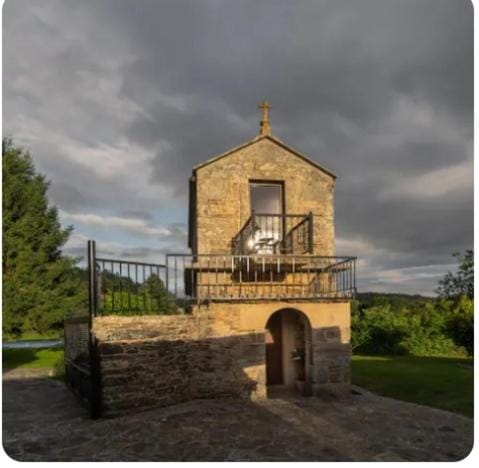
top-left (231, 212), bottom-right (313, 255)
top-left (167, 254), bottom-right (356, 302)
top-left (85, 241), bottom-right (356, 318)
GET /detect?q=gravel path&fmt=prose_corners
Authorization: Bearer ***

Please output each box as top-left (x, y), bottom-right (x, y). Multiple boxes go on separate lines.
top-left (2, 368), bottom-right (473, 461)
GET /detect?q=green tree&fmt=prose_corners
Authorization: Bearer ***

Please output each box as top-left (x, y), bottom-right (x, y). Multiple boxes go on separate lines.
top-left (435, 250), bottom-right (473, 356)
top-left (436, 250), bottom-right (473, 300)
top-left (350, 308), bottom-right (371, 352)
top-left (2, 139), bottom-right (84, 337)
top-left (351, 300), bottom-right (463, 357)
top-left (141, 274), bottom-right (178, 314)
top-left (443, 295), bottom-right (474, 357)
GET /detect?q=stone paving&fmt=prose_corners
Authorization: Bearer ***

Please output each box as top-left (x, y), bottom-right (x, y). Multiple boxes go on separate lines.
top-left (2, 368), bottom-right (473, 461)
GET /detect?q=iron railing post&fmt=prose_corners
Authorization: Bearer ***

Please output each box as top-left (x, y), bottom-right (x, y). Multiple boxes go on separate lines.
top-left (353, 258), bottom-right (357, 297)
top-left (87, 240), bottom-right (98, 319)
top-left (308, 212), bottom-right (314, 254)
top-left (90, 335), bottom-right (102, 419)
top-left (87, 240), bottom-right (101, 419)
top-left (251, 210), bottom-right (256, 254)
top-left (165, 254), bottom-right (169, 293)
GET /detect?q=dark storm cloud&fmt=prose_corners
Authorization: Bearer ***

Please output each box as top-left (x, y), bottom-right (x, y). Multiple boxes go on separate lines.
top-left (3, 0), bottom-right (473, 294)
top-left (103, 0), bottom-right (472, 184)
top-left (127, 101), bottom-right (254, 194)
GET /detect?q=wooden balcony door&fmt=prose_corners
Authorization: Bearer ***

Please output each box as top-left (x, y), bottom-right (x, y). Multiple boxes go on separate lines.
top-left (249, 181), bottom-right (284, 254)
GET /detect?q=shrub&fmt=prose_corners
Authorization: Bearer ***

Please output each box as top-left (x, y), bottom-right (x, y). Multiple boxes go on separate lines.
top-left (52, 351), bottom-right (65, 379)
top-left (444, 296), bottom-right (473, 356)
top-left (351, 301), bottom-right (468, 357)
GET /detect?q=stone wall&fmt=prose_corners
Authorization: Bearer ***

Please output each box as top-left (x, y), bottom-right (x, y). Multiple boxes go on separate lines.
top-left (193, 137), bottom-right (335, 256)
top-left (93, 301), bottom-right (350, 417)
top-left (93, 314), bottom-right (266, 417)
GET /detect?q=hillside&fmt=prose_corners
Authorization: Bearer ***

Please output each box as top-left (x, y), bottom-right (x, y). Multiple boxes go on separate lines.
top-left (355, 292), bottom-right (435, 313)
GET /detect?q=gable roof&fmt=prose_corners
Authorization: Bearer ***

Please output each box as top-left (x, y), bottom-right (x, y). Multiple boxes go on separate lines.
top-left (192, 134), bottom-right (337, 179)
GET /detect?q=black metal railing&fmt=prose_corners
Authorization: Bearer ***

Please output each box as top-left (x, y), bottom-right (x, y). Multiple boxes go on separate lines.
top-left (231, 212), bottom-right (313, 255)
top-left (67, 240), bottom-right (355, 418)
top-left (85, 240), bottom-right (356, 317)
top-left (167, 254), bottom-right (356, 302)
top-left (84, 240), bottom-right (184, 316)
top-left (64, 315), bottom-right (101, 418)
top-left (92, 256), bottom-right (184, 316)
top-left (64, 240), bottom-right (102, 418)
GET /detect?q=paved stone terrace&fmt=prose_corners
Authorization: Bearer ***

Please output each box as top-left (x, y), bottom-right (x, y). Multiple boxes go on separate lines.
top-left (2, 369), bottom-right (473, 461)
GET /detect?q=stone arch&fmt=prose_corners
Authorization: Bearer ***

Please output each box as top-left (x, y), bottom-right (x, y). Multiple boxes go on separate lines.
top-left (265, 308), bottom-right (313, 395)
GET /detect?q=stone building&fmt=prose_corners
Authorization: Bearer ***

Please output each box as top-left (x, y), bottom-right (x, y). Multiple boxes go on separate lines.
top-left (89, 101), bottom-right (356, 417)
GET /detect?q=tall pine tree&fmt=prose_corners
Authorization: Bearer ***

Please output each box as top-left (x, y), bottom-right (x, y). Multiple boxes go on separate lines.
top-left (2, 139), bottom-right (84, 337)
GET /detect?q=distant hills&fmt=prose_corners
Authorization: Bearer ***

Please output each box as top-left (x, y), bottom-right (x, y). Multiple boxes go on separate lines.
top-left (355, 292), bottom-right (435, 313)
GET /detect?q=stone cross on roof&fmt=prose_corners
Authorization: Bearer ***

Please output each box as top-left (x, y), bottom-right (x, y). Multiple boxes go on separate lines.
top-left (258, 99), bottom-right (271, 136)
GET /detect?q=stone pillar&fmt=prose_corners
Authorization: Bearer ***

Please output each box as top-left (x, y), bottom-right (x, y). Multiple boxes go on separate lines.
top-left (311, 323), bottom-right (351, 399)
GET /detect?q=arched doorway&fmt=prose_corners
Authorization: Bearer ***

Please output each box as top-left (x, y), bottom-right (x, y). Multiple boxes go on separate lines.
top-left (265, 309), bottom-right (312, 395)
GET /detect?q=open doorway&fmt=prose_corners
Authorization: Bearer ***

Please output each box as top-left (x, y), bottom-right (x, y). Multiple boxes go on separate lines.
top-left (265, 312), bottom-right (283, 385)
top-left (249, 181), bottom-right (284, 254)
top-left (265, 309), bottom-right (312, 396)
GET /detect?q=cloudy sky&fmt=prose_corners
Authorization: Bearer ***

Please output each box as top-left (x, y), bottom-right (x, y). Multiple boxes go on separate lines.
top-left (3, 0), bottom-right (473, 295)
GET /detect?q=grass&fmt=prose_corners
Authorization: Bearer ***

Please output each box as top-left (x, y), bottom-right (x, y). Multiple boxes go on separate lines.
top-left (3, 331), bottom-right (62, 342)
top-left (3, 348), bottom-right (64, 371)
top-left (352, 355), bottom-right (473, 418)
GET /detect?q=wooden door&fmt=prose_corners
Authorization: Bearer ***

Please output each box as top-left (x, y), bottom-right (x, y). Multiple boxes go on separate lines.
top-left (266, 313), bottom-right (283, 385)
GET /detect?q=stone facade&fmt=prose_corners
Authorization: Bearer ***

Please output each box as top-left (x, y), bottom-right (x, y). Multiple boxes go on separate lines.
top-left (94, 301), bottom-right (350, 417)
top-left (189, 135), bottom-right (336, 256)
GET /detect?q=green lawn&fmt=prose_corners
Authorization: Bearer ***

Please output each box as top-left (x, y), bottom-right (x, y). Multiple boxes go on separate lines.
top-left (3, 331), bottom-right (62, 342)
top-left (352, 355), bottom-right (473, 418)
top-left (3, 348), bottom-right (64, 370)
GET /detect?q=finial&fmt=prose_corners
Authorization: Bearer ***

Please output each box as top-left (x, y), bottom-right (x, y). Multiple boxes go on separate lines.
top-left (258, 99), bottom-right (271, 136)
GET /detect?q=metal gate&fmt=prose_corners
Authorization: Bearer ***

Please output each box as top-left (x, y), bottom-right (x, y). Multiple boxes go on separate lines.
top-left (64, 240), bottom-right (101, 419)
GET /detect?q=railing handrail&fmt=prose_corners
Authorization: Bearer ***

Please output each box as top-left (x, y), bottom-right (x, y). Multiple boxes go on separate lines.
top-left (235, 213), bottom-right (254, 239)
top-left (287, 215), bottom-right (309, 231)
top-left (88, 239), bottom-right (357, 317)
top-left (232, 212), bottom-right (315, 255)
top-left (168, 253), bottom-right (357, 260)
top-left (249, 212), bottom-right (310, 218)
top-left (96, 257), bottom-right (166, 268)
top-left (234, 212), bottom-right (310, 237)
top-left (167, 252), bottom-right (356, 302)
